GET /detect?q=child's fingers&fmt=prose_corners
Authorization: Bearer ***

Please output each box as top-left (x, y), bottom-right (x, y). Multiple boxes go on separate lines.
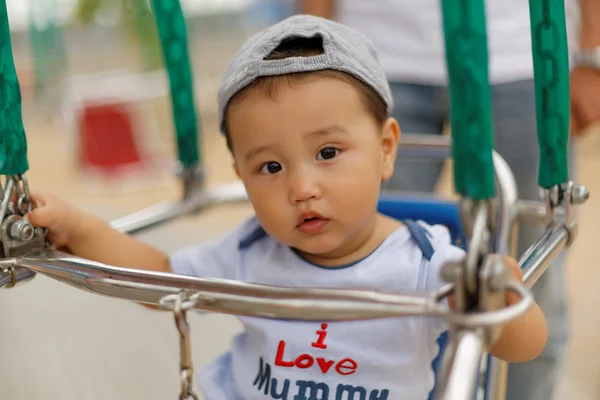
top-left (28, 191), bottom-right (47, 208)
top-left (46, 231), bottom-right (70, 247)
top-left (2, 190), bottom-right (48, 213)
top-left (24, 205), bottom-right (56, 229)
top-left (29, 191), bottom-right (60, 209)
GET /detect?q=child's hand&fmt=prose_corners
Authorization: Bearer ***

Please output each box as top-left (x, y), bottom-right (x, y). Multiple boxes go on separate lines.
top-left (490, 255), bottom-right (547, 362)
top-left (24, 192), bottom-right (171, 278)
top-left (25, 192), bottom-right (88, 248)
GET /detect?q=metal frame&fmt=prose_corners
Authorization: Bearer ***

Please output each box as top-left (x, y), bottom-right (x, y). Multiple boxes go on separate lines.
top-left (0, 134), bottom-right (579, 400)
top-left (396, 134), bottom-right (519, 400)
top-left (387, 134), bottom-right (577, 400)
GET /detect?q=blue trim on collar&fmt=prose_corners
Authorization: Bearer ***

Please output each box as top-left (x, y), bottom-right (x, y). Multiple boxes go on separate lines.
top-left (238, 225), bottom-right (268, 249)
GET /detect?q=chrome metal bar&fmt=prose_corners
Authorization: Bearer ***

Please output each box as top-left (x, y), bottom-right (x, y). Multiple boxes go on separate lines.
top-left (483, 145), bottom-right (518, 400)
top-left (485, 358), bottom-right (508, 400)
top-left (521, 224), bottom-right (569, 289)
top-left (397, 134), bottom-right (452, 159)
top-left (491, 152), bottom-right (519, 258)
top-left (397, 134), bottom-right (552, 219)
top-left (17, 249), bottom-right (445, 321)
top-left (110, 181), bottom-right (248, 234)
top-left (397, 135), bottom-right (554, 221)
top-left (517, 200), bottom-right (553, 224)
top-left (0, 265), bottom-right (35, 288)
top-left (435, 330), bottom-right (485, 400)
top-left (14, 248), bottom-right (534, 329)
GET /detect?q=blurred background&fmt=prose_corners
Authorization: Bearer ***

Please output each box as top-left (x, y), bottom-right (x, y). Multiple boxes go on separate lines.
top-left (0, 0), bottom-right (598, 399)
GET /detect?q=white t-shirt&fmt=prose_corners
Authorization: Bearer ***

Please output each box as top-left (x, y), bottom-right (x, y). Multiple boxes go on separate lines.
top-left (336, 0), bottom-right (581, 85)
top-left (170, 217), bottom-right (465, 400)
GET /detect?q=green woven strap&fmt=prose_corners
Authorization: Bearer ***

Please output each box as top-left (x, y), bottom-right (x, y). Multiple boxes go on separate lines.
top-left (529, 0), bottom-right (570, 188)
top-left (440, 0), bottom-right (495, 200)
top-left (0, 0), bottom-right (29, 175)
top-left (151, 0), bottom-right (200, 168)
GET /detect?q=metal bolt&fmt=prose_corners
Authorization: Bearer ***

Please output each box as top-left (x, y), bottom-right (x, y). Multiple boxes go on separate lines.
top-left (571, 185), bottom-right (589, 205)
top-left (440, 261), bottom-right (461, 284)
top-left (9, 220), bottom-right (34, 241)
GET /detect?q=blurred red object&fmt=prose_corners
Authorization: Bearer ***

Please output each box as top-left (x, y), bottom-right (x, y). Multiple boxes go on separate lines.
top-left (77, 102), bottom-right (146, 176)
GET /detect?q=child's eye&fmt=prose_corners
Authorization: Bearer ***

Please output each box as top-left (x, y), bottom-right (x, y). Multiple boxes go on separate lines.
top-left (316, 147), bottom-right (340, 161)
top-left (259, 161), bottom-right (282, 175)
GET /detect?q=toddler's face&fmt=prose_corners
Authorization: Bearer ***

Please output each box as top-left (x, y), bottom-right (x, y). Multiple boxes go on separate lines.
top-left (227, 76), bottom-right (399, 263)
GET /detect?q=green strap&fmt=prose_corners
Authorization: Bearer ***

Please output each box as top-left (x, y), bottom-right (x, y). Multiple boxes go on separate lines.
top-left (528, 0), bottom-right (570, 188)
top-left (440, 0), bottom-right (495, 200)
top-left (150, 0), bottom-right (200, 168)
top-left (0, 0), bottom-right (29, 175)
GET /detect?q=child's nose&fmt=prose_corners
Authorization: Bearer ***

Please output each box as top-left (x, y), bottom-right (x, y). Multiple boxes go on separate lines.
top-left (289, 170), bottom-right (322, 203)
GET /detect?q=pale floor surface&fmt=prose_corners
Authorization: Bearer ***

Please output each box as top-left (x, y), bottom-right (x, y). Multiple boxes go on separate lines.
top-left (0, 114), bottom-right (599, 400)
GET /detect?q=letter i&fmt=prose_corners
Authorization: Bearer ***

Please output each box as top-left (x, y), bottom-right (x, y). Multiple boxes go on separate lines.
top-left (311, 323), bottom-right (328, 349)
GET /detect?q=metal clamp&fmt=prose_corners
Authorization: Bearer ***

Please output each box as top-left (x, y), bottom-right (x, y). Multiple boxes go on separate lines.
top-left (160, 291), bottom-right (201, 400)
top-left (175, 163), bottom-right (207, 201)
top-left (542, 181), bottom-right (589, 246)
top-left (435, 280), bottom-right (533, 329)
top-left (444, 193), bottom-right (523, 350)
top-left (0, 175), bottom-right (46, 258)
top-left (454, 199), bottom-right (495, 312)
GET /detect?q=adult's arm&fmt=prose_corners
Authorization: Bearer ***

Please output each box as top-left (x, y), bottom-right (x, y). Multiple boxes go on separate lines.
top-left (298, 0), bottom-right (336, 19)
top-left (579, 0), bottom-right (600, 49)
top-left (570, 0), bottom-right (600, 135)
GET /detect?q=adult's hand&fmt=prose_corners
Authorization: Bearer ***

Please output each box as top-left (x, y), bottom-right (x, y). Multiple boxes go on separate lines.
top-left (570, 66), bottom-right (600, 137)
top-left (572, 0), bottom-right (600, 137)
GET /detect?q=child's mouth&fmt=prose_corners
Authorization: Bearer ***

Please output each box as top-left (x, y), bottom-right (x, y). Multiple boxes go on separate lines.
top-left (297, 212), bottom-right (329, 234)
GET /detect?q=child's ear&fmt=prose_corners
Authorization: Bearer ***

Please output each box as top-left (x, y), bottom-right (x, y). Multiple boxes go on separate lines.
top-left (380, 117), bottom-right (400, 181)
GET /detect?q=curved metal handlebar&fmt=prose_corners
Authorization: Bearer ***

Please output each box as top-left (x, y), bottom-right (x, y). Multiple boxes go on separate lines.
top-left (14, 249), bottom-right (532, 327)
top-left (16, 249), bottom-right (445, 321)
